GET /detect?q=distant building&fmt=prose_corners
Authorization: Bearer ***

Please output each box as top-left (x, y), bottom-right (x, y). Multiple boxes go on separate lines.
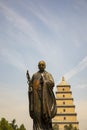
top-left (52, 77), bottom-right (79, 130)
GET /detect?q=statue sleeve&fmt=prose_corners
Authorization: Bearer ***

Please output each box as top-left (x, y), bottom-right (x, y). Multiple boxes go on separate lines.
top-left (44, 72), bottom-right (55, 88)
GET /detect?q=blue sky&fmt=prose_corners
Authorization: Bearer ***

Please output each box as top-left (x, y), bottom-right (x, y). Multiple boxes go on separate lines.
top-left (0, 0), bottom-right (87, 130)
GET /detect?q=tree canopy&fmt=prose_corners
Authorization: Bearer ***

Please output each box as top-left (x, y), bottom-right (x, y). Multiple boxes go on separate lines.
top-left (0, 118), bottom-right (26, 130)
top-left (64, 124), bottom-right (78, 130)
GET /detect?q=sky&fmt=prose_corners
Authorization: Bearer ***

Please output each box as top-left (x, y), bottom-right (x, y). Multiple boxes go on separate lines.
top-left (0, 0), bottom-right (87, 130)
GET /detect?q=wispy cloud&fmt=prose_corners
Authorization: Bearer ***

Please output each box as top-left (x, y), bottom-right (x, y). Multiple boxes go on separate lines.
top-left (0, 48), bottom-right (27, 72)
top-left (0, 2), bottom-right (58, 72)
top-left (64, 56), bottom-right (87, 80)
top-left (27, 0), bottom-right (87, 50)
top-left (0, 3), bottom-right (34, 32)
top-left (0, 2), bottom-right (57, 59)
top-left (0, 2), bottom-right (42, 46)
top-left (77, 83), bottom-right (87, 89)
top-left (28, 1), bottom-right (64, 33)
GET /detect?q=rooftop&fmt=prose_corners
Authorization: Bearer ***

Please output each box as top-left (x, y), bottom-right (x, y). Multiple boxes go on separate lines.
top-left (58, 76), bottom-right (69, 86)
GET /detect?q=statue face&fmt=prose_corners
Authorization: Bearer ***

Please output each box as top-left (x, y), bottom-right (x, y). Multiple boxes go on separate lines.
top-left (38, 61), bottom-right (46, 71)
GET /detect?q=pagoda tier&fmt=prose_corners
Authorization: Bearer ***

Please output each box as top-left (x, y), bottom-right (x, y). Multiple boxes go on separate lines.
top-left (52, 77), bottom-right (79, 130)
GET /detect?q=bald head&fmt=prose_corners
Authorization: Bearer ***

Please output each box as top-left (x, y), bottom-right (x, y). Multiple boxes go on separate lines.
top-left (38, 60), bottom-right (46, 72)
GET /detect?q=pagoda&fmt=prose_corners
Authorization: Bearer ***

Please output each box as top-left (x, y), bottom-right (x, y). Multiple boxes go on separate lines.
top-left (52, 77), bottom-right (79, 130)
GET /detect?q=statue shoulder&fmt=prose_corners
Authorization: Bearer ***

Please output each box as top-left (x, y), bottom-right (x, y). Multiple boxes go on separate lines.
top-left (32, 71), bottom-right (40, 78)
top-left (44, 71), bottom-right (52, 77)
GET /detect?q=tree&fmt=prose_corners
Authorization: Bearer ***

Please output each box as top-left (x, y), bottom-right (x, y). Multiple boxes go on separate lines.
top-left (52, 124), bottom-right (59, 130)
top-left (73, 127), bottom-right (78, 130)
top-left (10, 119), bottom-right (18, 130)
top-left (18, 124), bottom-right (26, 130)
top-left (64, 124), bottom-right (78, 130)
top-left (0, 118), bottom-right (13, 130)
top-left (0, 118), bottom-right (26, 130)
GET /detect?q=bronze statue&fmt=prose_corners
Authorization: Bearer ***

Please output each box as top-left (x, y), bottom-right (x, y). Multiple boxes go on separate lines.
top-left (26, 61), bottom-right (57, 130)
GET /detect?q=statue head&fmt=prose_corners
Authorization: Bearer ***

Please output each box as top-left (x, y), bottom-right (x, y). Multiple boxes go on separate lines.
top-left (38, 60), bottom-right (46, 72)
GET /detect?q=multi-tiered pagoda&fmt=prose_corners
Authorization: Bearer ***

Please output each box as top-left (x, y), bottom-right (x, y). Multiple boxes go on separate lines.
top-left (52, 77), bottom-right (79, 130)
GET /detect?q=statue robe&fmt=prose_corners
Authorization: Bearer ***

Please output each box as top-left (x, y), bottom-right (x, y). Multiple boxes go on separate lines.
top-left (28, 71), bottom-right (57, 130)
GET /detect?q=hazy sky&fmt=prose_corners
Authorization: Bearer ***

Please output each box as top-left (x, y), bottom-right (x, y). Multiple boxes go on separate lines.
top-left (0, 0), bottom-right (87, 130)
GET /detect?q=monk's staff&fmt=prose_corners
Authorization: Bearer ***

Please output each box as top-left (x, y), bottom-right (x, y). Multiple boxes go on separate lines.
top-left (26, 70), bottom-right (33, 118)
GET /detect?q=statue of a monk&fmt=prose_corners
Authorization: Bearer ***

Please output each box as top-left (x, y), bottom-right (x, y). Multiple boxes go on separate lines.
top-left (26, 61), bottom-right (57, 130)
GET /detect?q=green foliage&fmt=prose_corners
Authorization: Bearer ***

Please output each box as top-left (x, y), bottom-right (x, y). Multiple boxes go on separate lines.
top-left (18, 124), bottom-right (26, 130)
top-left (64, 124), bottom-right (78, 130)
top-left (0, 118), bottom-right (13, 130)
top-left (52, 124), bottom-right (59, 130)
top-left (0, 118), bottom-right (26, 130)
top-left (73, 127), bottom-right (78, 130)
top-left (10, 119), bottom-right (18, 130)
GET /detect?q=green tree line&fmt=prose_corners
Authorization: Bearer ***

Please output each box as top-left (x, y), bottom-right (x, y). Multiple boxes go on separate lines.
top-left (0, 118), bottom-right (26, 130)
top-left (52, 124), bottom-right (78, 130)
top-left (0, 118), bottom-right (78, 130)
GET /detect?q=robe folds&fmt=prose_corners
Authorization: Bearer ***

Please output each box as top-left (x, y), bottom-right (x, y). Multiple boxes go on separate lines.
top-left (28, 71), bottom-right (57, 130)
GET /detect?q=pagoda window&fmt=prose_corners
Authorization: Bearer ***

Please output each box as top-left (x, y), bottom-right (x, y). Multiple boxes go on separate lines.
top-left (64, 117), bottom-right (66, 120)
top-left (63, 95), bottom-right (65, 97)
top-left (63, 109), bottom-right (66, 112)
top-left (63, 88), bottom-right (65, 91)
top-left (63, 101), bottom-right (65, 105)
